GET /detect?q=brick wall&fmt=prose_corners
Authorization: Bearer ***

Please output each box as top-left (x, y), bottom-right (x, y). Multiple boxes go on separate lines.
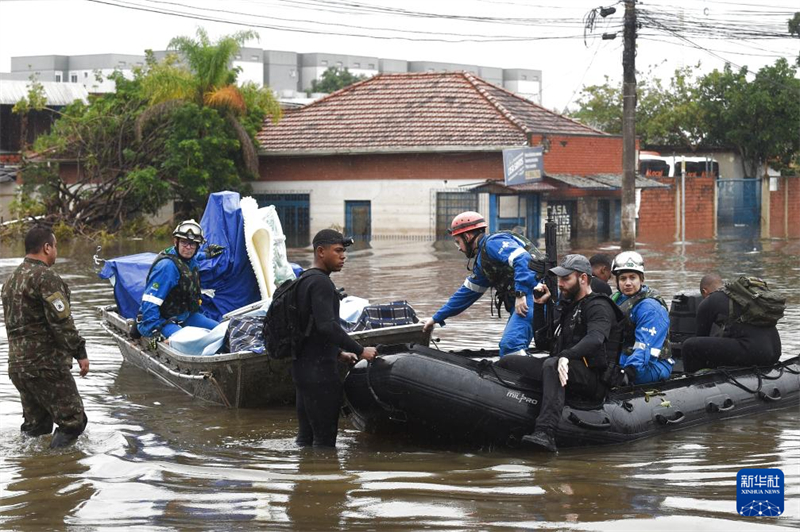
top-left (259, 152), bottom-right (504, 182)
top-left (637, 176), bottom-right (715, 243)
top-left (770, 176), bottom-right (800, 239)
top-left (259, 134), bottom-right (626, 182)
top-left (684, 177), bottom-right (716, 240)
top-left (529, 134), bottom-right (624, 174)
top-left (637, 178), bottom-right (676, 243)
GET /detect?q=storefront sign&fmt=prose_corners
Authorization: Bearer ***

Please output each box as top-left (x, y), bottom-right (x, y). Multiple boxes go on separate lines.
top-left (503, 147), bottom-right (543, 186)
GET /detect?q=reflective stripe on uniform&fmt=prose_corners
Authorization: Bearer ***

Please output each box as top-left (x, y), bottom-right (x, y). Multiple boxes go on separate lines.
top-left (507, 247), bottom-right (526, 267)
top-left (504, 349), bottom-right (528, 357)
top-left (633, 341), bottom-right (647, 351)
top-left (463, 278), bottom-right (488, 293)
top-left (142, 294), bottom-right (164, 306)
top-left (650, 347), bottom-right (661, 358)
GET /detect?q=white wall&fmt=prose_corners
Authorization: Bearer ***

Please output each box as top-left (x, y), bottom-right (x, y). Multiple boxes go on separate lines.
top-left (234, 61), bottom-right (265, 86)
top-left (503, 80), bottom-right (541, 103)
top-left (251, 179), bottom-right (481, 238)
top-left (68, 68), bottom-right (135, 92)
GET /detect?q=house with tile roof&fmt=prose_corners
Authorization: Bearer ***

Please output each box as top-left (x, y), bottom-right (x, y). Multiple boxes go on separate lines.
top-left (255, 71), bottom-right (664, 247)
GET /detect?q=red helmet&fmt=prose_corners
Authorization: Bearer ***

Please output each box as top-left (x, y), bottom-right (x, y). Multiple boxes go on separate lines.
top-left (449, 211), bottom-right (488, 237)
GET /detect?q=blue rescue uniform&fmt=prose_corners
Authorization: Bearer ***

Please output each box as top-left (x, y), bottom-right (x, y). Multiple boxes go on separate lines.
top-left (431, 233), bottom-right (539, 356)
top-left (614, 285), bottom-right (673, 384)
top-left (137, 248), bottom-right (219, 338)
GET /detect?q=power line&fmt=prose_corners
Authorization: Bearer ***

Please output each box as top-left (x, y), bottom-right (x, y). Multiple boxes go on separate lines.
top-left (85, 0), bottom-right (593, 42)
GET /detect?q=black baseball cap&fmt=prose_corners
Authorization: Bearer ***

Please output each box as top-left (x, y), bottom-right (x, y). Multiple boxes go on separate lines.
top-left (550, 254), bottom-right (592, 277)
top-left (312, 229), bottom-right (354, 249)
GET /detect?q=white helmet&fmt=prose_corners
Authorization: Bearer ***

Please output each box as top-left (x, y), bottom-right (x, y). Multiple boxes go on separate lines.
top-left (612, 251), bottom-right (645, 276)
top-left (173, 219), bottom-right (205, 245)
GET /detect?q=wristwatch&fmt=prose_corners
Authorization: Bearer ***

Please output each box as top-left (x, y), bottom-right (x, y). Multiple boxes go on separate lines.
top-left (514, 290), bottom-right (525, 298)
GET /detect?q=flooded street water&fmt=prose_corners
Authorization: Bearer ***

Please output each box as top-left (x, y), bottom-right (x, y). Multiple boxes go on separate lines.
top-left (1, 236), bottom-right (798, 530)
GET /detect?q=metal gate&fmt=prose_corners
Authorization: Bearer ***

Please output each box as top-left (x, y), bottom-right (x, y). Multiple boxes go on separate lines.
top-left (252, 193), bottom-right (310, 248)
top-left (435, 191), bottom-right (479, 240)
top-left (717, 179), bottom-right (760, 238)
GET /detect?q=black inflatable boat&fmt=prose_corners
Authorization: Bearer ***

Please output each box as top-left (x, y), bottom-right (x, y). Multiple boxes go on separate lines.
top-left (343, 344), bottom-right (800, 449)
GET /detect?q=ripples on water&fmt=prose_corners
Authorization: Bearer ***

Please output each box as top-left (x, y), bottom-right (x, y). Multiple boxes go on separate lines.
top-left (1, 238), bottom-right (798, 530)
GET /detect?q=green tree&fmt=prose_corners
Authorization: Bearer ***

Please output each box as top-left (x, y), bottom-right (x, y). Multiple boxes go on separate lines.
top-left (569, 65), bottom-right (703, 148)
top-left (789, 12), bottom-right (800, 66)
top-left (568, 75), bottom-right (622, 134)
top-left (309, 67), bottom-right (368, 94)
top-left (696, 59), bottom-right (800, 177)
top-left (12, 74), bottom-right (48, 151)
top-left (136, 28), bottom-right (281, 212)
top-left (20, 71), bottom-right (171, 229)
top-left (20, 28), bottom-right (284, 230)
top-left (636, 65), bottom-right (704, 148)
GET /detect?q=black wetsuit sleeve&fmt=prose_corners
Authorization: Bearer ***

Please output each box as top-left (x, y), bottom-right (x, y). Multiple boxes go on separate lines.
top-left (559, 299), bottom-right (614, 360)
top-left (307, 275), bottom-right (364, 356)
top-left (591, 276), bottom-right (612, 296)
top-left (695, 291), bottom-right (728, 337)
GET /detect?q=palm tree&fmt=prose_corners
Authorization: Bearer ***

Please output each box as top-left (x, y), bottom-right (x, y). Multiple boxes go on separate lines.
top-left (135, 28), bottom-right (280, 176)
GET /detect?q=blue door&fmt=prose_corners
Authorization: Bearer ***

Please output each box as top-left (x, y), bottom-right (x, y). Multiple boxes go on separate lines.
top-left (345, 201), bottom-right (371, 242)
top-left (717, 179), bottom-right (761, 238)
top-left (253, 193), bottom-right (310, 248)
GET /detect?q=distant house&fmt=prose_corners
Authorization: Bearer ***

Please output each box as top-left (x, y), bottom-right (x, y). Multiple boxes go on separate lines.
top-left (0, 80), bottom-right (89, 220)
top-left (255, 71), bottom-right (663, 247)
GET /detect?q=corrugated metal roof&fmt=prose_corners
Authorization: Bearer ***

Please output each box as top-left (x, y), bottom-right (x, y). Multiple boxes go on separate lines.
top-left (0, 80), bottom-right (89, 106)
top-left (547, 173), bottom-right (669, 190)
top-left (466, 179), bottom-right (557, 194)
top-left (547, 174), bottom-right (614, 190)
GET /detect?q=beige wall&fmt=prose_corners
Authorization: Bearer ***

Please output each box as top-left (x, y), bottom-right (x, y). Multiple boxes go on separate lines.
top-left (0, 181), bottom-right (17, 222)
top-left (251, 178), bottom-right (481, 239)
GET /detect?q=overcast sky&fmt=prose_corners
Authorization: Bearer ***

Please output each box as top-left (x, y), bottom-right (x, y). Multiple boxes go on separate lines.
top-left (0, 0), bottom-right (797, 112)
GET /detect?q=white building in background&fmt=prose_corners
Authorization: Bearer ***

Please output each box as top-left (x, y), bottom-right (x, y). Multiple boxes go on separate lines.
top-left (2, 49), bottom-right (543, 105)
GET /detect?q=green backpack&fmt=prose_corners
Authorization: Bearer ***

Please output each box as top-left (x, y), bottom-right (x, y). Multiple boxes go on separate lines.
top-left (721, 276), bottom-right (786, 328)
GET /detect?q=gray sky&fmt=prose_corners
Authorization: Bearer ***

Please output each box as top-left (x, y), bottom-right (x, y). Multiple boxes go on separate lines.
top-left (0, 0), bottom-right (797, 112)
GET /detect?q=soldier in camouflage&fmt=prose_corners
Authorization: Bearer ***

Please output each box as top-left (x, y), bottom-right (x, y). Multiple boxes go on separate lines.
top-left (1, 226), bottom-right (89, 448)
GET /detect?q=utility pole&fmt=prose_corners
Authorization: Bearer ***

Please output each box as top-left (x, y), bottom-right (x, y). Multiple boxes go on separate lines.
top-left (620, 0), bottom-right (637, 249)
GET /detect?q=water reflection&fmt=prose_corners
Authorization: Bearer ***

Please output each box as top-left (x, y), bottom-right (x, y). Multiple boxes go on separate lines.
top-left (0, 237), bottom-right (798, 530)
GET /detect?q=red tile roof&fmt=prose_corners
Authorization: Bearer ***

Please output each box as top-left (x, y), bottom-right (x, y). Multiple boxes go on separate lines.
top-left (257, 72), bottom-right (607, 154)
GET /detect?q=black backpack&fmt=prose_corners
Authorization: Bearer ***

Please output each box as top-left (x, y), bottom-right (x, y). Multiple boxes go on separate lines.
top-left (264, 270), bottom-right (319, 360)
top-left (721, 276), bottom-right (786, 328)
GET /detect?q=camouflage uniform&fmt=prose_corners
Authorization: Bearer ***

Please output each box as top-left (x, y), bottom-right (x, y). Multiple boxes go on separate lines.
top-left (1, 258), bottom-right (88, 437)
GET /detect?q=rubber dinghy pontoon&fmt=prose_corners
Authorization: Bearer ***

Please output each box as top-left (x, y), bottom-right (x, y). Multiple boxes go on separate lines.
top-left (343, 344), bottom-right (800, 449)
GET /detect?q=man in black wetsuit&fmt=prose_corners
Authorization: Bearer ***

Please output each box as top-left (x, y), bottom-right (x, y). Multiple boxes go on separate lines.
top-left (589, 253), bottom-right (613, 296)
top-left (498, 254), bottom-right (620, 453)
top-left (681, 273), bottom-right (781, 372)
top-left (292, 229), bottom-right (377, 447)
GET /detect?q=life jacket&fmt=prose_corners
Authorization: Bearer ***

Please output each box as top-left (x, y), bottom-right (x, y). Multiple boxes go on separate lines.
top-left (721, 276), bottom-right (785, 329)
top-left (146, 250), bottom-right (202, 319)
top-left (611, 287), bottom-right (672, 360)
top-left (478, 231), bottom-right (545, 315)
top-left (552, 292), bottom-right (624, 370)
top-left (264, 269), bottom-right (325, 360)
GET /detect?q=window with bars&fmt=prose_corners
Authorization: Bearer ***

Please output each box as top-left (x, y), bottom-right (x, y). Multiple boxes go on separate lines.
top-left (435, 191), bottom-right (479, 240)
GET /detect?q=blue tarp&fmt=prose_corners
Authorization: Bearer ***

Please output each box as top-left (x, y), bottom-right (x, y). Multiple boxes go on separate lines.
top-left (98, 191), bottom-right (261, 321)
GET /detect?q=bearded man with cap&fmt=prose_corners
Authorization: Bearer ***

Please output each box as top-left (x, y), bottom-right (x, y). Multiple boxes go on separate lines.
top-left (290, 229), bottom-right (377, 447)
top-left (499, 254), bottom-right (622, 452)
top-left (422, 211), bottom-right (541, 357)
top-left (137, 219), bottom-right (224, 338)
top-left (610, 251), bottom-right (673, 385)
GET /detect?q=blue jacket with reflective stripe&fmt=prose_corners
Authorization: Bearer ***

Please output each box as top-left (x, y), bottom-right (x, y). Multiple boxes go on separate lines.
top-left (432, 233), bottom-right (538, 325)
top-left (138, 249), bottom-right (208, 336)
top-left (615, 286), bottom-right (670, 374)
